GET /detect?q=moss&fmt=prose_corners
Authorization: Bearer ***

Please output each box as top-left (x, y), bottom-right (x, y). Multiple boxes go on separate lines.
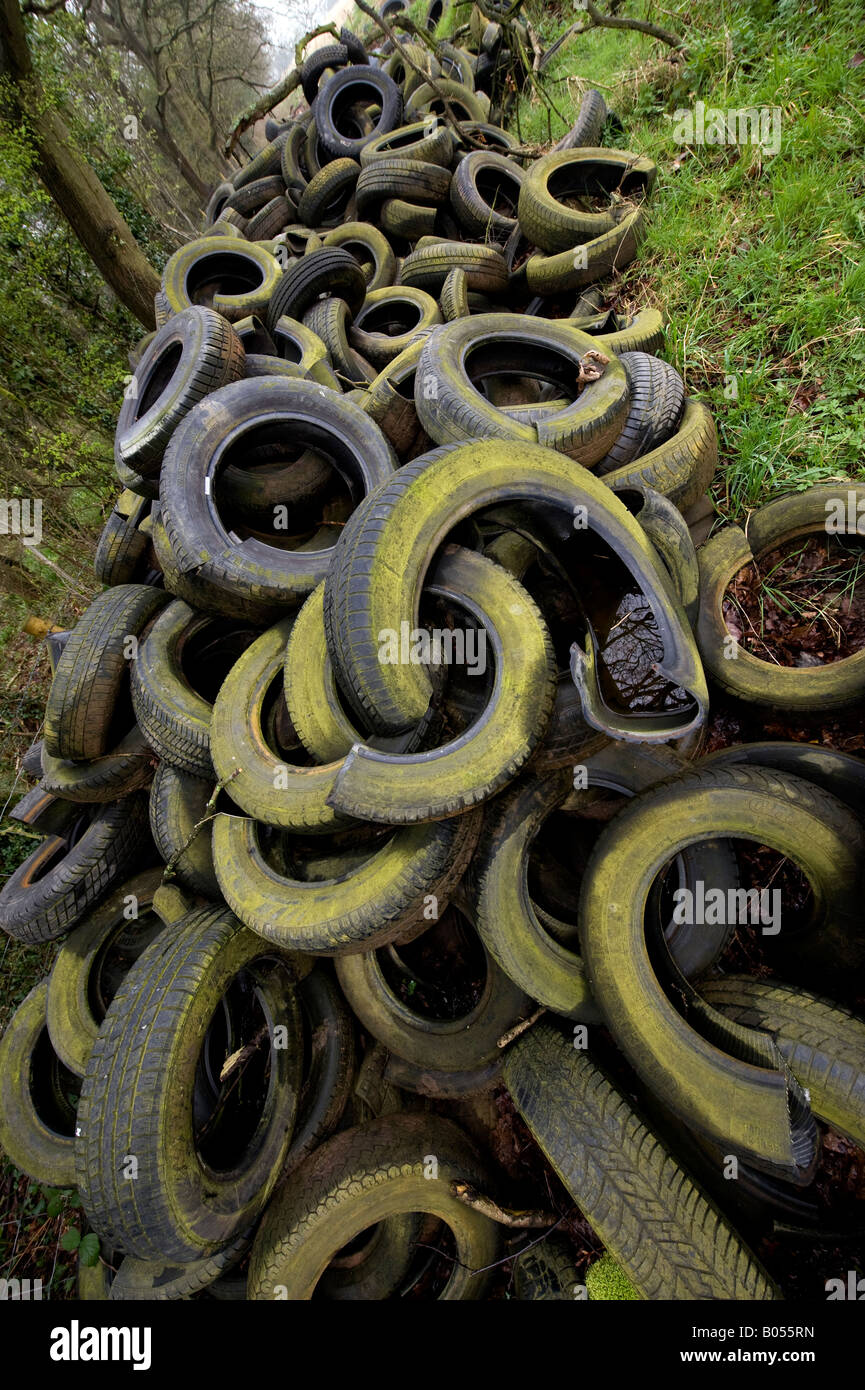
top-left (586, 1253), bottom-right (640, 1300)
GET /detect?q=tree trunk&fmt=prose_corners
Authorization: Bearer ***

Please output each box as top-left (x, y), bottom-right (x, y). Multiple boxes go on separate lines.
top-left (0, 0), bottom-right (161, 328)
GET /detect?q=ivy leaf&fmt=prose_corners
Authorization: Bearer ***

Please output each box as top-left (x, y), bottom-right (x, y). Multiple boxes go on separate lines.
top-left (60, 1226), bottom-right (81, 1252)
top-left (78, 1233), bottom-right (101, 1267)
top-left (46, 1191), bottom-right (66, 1218)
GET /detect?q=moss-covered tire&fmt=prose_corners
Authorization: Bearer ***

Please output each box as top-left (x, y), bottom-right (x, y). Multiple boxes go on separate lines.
top-left (328, 545), bottom-right (556, 824)
top-left (109, 1231), bottom-right (252, 1301)
top-left (323, 439), bottom-right (706, 740)
top-left (211, 808), bottom-right (480, 955)
top-left (518, 147), bottom-right (655, 253)
top-left (577, 764), bottom-right (865, 1177)
top-left (161, 237), bottom-right (281, 322)
top-left (503, 1023), bottom-right (778, 1300)
top-left (696, 486), bottom-right (865, 711)
top-left (350, 286), bottom-right (443, 367)
top-left (297, 158), bottom-right (360, 228)
top-left (414, 314), bottom-right (628, 463)
top-left (471, 747), bottom-right (737, 1018)
top-left (248, 1113), bottom-right (500, 1299)
top-left (0, 981), bottom-right (79, 1187)
top-left (40, 726), bottom-right (154, 804)
top-left (400, 241), bottom-right (509, 296)
top-left (74, 905), bottom-right (304, 1262)
top-left (701, 975), bottom-right (865, 1149)
top-left (322, 222), bottom-right (397, 291)
top-left (45, 868), bottom-right (165, 1076)
top-left (360, 120), bottom-right (454, 169)
top-left (334, 913), bottom-right (530, 1071)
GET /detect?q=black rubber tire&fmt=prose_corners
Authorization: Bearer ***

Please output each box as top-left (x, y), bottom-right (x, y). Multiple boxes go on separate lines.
top-left (301, 42), bottom-right (367, 106)
top-left (158, 376), bottom-right (395, 616)
top-left (577, 764), bottom-right (865, 1177)
top-left (94, 492), bottom-right (151, 585)
top-left (43, 584), bottom-right (170, 763)
top-left (0, 980), bottom-right (79, 1187)
top-left (115, 307), bottom-right (246, 479)
top-left (314, 65), bottom-right (403, 160)
top-left (513, 1233), bottom-right (578, 1300)
top-left (602, 397), bottom-right (718, 513)
top-left (449, 149), bottom-right (524, 241)
top-left (74, 904), bottom-right (304, 1262)
top-left (45, 867), bottom-right (165, 1075)
top-left (203, 180), bottom-right (234, 227)
top-left (503, 1023), bottom-right (778, 1300)
top-left (596, 351), bottom-right (685, 474)
top-left (148, 761), bottom-right (220, 898)
top-left (131, 600), bottom-right (257, 777)
top-left (246, 195), bottom-right (293, 241)
top-left (247, 1113), bottom-right (500, 1299)
top-left (39, 725), bottom-right (154, 804)
top-left (224, 175), bottom-right (286, 218)
top-left (266, 247), bottom-right (367, 335)
top-left (233, 131), bottom-right (291, 190)
top-left (0, 794), bottom-right (152, 944)
top-left (297, 158), bottom-right (361, 228)
top-left (285, 966), bottom-right (357, 1172)
top-left (699, 739), bottom-right (865, 820)
top-left (303, 297), bottom-right (377, 387)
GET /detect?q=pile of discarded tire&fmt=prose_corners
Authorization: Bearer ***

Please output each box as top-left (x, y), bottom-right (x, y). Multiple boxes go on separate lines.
top-left (2, 11), bottom-right (864, 1303)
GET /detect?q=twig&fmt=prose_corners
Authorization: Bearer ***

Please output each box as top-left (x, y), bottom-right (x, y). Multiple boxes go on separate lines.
top-left (162, 768), bottom-right (239, 882)
top-left (498, 1005), bottom-right (546, 1048)
top-left (450, 1182), bottom-right (559, 1229)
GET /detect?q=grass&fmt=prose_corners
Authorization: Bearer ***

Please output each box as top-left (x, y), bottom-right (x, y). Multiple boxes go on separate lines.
top-left (511, 0), bottom-right (864, 518)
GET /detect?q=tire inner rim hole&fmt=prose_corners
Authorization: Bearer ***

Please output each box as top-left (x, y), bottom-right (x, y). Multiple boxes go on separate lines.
top-left (193, 968), bottom-right (274, 1172)
top-left (29, 1029), bottom-right (80, 1136)
top-left (185, 252), bottom-right (265, 308)
top-left (377, 904), bottom-right (487, 1020)
top-left (136, 342), bottom-right (183, 419)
